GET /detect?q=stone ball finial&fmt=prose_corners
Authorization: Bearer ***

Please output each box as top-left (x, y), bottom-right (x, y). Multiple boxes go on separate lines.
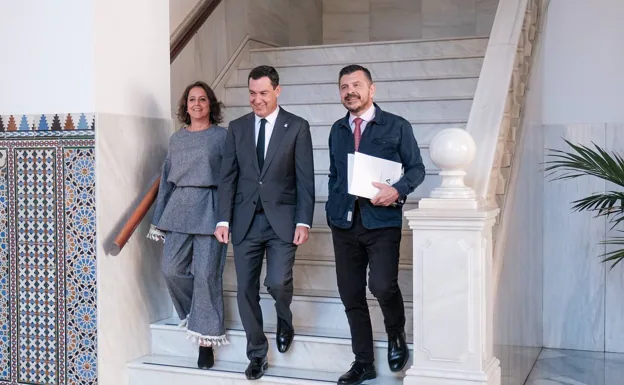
top-left (422, 128), bottom-right (477, 204)
top-left (429, 128), bottom-right (476, 171)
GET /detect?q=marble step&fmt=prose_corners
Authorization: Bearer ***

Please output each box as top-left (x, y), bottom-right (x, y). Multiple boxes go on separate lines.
top-left (223, 97), bottom-right (473, 124)
top-left (232, 56), bottom-right (484, 84)
top-left (248, 37), bottom-right (489, 66)
top-left (312, 146), bottom-right (437, 173)
top-left (309, 120), bottom-right (467, 148)
top-left (224, 76), bottom-right (479, 104)
top-left (313, 169), bottom-right (441, 197)
top-left (226, 227), bottom-right (415, 265)
top-left (223, 257), bottom-right (413, 297)
top-left (150, 319), bottom-right (412, 378)
top-left (222, 289), bottom-right (414, 337)
top-left (128, 355), bottom-right (404, 385)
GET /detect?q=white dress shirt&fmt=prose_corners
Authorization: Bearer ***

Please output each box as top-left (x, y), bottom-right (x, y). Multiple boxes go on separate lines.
top-left (349, 103), bottom-right (376, 134)
top-left (255, 105), bottom-right (280, 157)
top-left (216, 106), bottom-right (309, 230)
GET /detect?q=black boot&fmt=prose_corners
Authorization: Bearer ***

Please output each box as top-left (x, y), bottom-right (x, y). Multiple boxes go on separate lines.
top-left (197, 346), bottom-right (214, 369)
top-left (387, 331), bottom-right (409, 372)
top-left (337, 361), bottom-right (376, 385)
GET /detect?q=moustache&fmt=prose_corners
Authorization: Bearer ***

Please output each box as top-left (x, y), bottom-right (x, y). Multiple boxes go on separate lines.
top-left (345, 93), bottom-right (360, 101)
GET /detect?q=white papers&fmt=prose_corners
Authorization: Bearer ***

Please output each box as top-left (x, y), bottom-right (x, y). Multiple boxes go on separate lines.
top-left (348, 152), bottom-right (402, 199)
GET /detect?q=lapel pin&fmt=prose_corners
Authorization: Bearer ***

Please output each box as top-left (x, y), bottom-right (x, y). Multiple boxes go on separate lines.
top-left (284, 123), bottom-right (288, 127)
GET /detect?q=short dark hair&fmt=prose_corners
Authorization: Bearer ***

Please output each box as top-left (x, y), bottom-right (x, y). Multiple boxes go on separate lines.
top-left (177, 81), bottom-right (224, 125)
top-left (248, 65), bottom-right (280, 89)
top-left (338, 64), bottom-right (373, 84)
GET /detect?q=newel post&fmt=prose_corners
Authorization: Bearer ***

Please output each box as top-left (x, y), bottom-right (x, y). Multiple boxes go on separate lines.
top-left (403, 128), bottom-right (500, 385)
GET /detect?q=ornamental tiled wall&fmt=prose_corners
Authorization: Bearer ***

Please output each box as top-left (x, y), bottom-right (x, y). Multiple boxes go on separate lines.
top-left (0, 113), bottom-right (96, 385)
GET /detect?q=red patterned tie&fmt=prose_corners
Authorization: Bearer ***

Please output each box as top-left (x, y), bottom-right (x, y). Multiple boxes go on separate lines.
top-left (353, 117), bottom-right (363, 151)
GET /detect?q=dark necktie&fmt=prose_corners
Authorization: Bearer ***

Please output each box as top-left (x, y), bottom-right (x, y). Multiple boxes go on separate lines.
top-left (255, 118), bottom-right (267, 212)
top-left (353, 117), bottom-right (363, 151)
top-left (257, 118), bottom-right (266, 171)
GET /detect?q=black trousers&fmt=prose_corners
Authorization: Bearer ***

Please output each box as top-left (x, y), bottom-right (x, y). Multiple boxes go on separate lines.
top-left (330, 204), bottom-right (405, 364)
top-left (233, 212), bottom-right (297, 359)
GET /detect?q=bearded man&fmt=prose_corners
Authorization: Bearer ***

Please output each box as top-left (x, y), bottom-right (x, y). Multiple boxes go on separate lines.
top-left (325, 64), bottom-right (426, 385)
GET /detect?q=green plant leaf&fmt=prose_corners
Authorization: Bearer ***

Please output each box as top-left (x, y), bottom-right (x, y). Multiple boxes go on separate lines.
top-left (545, 139), bottom-right (624, 269)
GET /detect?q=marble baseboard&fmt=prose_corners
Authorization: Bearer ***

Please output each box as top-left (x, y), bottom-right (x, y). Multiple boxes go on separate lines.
top-left (96, 113), bottom-right (174, 385)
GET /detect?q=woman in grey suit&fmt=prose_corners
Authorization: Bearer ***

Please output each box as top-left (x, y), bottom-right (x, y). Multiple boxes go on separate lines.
top-left (148, 81), bottom-right (228, 369)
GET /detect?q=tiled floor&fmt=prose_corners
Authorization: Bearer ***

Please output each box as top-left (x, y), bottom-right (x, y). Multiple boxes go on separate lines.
top-left (524, 348), bottom-right (624, 385)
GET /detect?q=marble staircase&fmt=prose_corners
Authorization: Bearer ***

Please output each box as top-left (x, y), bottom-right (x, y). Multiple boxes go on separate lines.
top-left (128, 36), bottom-right (488, 384)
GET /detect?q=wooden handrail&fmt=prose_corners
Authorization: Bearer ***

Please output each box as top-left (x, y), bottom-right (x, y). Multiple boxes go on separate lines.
top-left (113, 0), bottom-right (221, 251)
top-left (113, 178), bottom-right (161, 251)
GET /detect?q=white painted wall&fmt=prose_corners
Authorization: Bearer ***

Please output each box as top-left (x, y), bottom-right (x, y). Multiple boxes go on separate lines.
top-left (0, 0), bottom-right (95, 114)
top-left (94, 0), bottom-right (171, 119)
top-left (94, 0), bottom-right (174, 383)
top-left (543, 0), bottom-right (624, 124)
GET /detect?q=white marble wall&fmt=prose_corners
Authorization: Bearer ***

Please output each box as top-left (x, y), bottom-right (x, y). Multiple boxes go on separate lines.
top-left (543, 124), bottom-right (624, 353)
top-left (97, 114), bottom-right (174, 385)
top-left (604, 124), bottom-right (624, 353)
top-left (169, 0), bottom-right (202, 34)
top-left (322, 0), bottom-right (499, 44)
top-left (538, 0), bottom-right (624, 354)
top-left (170, 0), bottom-right (323, 116)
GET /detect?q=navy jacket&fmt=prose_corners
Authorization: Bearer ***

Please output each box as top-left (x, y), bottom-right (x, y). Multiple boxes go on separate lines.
top-left (326, 103), bottom-right (426, 229)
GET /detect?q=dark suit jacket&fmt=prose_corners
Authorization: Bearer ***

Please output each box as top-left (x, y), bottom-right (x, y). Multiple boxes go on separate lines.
top-left (218, 107), bottom-right (315, 245)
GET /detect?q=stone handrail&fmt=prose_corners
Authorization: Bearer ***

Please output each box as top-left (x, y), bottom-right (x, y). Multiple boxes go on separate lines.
top-left (465, 0), bottom-right (538, 206)
top-left (404, 128), bottom-right (501, 385)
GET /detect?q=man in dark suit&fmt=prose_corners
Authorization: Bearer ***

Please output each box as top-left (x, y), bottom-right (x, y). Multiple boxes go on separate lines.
top-left (327, 65), bottom-right (426, 385)
top-left (215, 65), bottom-right (315, 380)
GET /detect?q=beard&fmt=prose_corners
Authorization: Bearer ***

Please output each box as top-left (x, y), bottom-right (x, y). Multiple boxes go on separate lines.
top-left (342, 93), bottom-right (369, 114)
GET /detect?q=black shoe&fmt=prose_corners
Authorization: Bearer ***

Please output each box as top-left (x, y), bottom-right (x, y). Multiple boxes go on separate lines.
top-left (387, 331), bottom-right (409, 372)
top-left (337, 361), bottom-right (376, 385)
top-left (197, 346), bottom-right (214, 369)
top-left (245, 357), bottom-right (268, 380)
top-left (276, 318), bottom-right (294, 353)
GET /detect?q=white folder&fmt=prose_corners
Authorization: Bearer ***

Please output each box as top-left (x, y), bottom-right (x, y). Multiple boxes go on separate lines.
top-left (348, 152), bottom-right (402, 199)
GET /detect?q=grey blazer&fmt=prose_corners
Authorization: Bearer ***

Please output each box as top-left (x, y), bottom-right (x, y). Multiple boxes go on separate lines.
top-left (218, 108), bottom-right (315, 245)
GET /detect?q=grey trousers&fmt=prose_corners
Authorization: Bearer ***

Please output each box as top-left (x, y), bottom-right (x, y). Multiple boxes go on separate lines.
top-left (162, 232), bottom-right (228, 346)
top-left (233, 212), bottom-right (297, 359)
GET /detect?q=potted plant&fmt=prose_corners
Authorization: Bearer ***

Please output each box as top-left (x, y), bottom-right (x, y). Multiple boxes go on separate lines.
top-left (545, 140), bottom-right (624, 268)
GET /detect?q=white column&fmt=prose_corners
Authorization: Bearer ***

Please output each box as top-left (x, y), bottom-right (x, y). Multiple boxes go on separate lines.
top-left (403, 128), bottom-right (501, 385)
